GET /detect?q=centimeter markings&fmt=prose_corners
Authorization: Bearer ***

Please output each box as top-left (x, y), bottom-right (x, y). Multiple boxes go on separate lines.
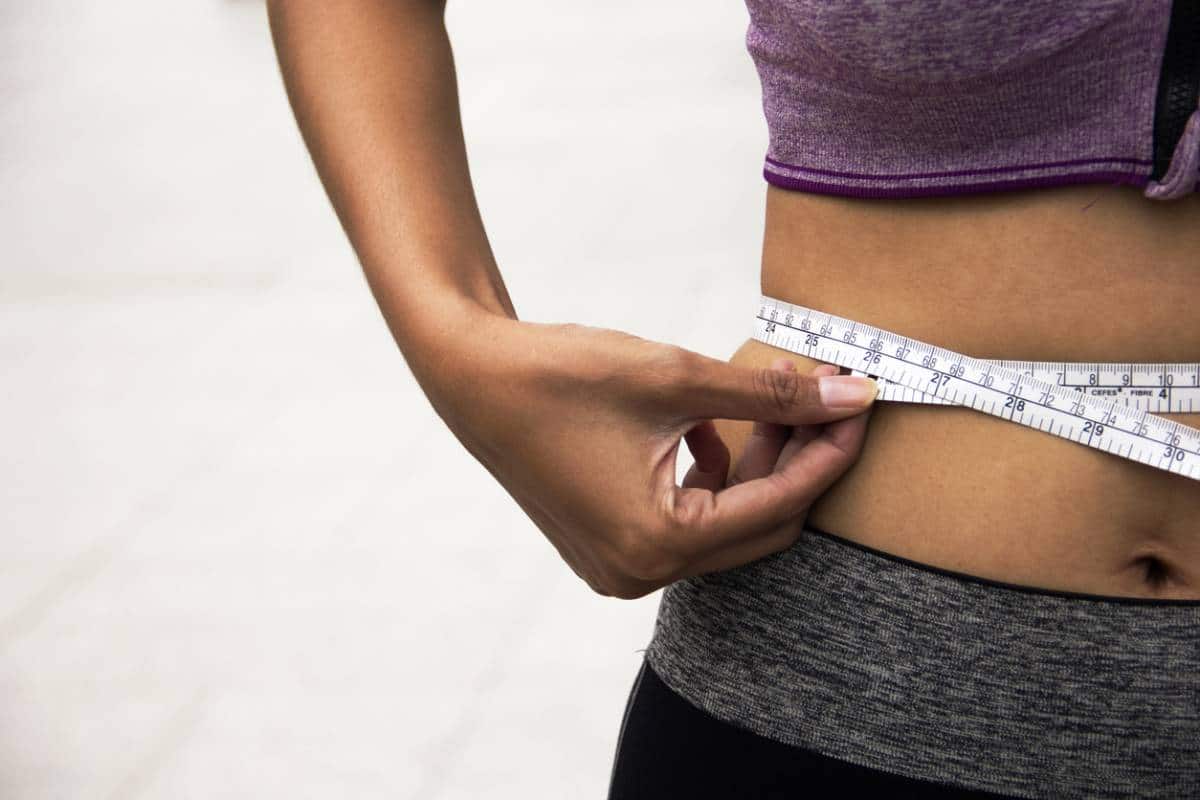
top-left (859, 361), bottom-right (1200, 412)
top-left (753, 296), bottom-right (1200, 482)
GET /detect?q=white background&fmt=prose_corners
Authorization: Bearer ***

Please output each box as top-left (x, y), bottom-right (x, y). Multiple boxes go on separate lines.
top-left (0, 1), bottom-right (767, 797)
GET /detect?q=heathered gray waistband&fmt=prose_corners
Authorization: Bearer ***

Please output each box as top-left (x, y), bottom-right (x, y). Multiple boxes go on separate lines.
top-left (645, 527), bottom-right (1200, 799)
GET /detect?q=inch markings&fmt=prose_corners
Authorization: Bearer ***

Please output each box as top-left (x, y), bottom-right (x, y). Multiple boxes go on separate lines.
top-left (754, 296), bottom-right (1200, 482)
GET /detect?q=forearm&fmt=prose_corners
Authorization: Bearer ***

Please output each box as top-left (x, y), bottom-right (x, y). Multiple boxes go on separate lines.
top-left (267, 0), bottom-right (516, 375)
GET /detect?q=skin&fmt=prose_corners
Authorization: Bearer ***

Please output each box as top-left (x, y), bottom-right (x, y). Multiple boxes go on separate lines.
top-left (733, 184), bottom-right (1200, 598)
top-left (267, 0), bottom-right (1200, 600)
top-left (266, 0), bottom-right (878, 600)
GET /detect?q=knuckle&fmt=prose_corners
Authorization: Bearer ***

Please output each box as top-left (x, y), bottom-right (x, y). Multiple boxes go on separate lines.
top-left (829, 440), bottom-right (861, 464)
top-left (752, 368), bottom-right (814, 414)
top-left (667, 486), bottom-right (716, 533)
top-left (582, 574), bottom-right (614, 597)
top-left (590, 555), bottom-right (658, 600)
top-left (609, 581), bottom-right (653, 601)
top-left (626, 549), bottom-right (676, 585)
top-left (752, 367), bottom-right (796, 413)
top-left (581, 563), bottom-right (645, 599)
top-left (763, 525), bottom-right (803, 555)
top-left (613, 525), bottom-right (680, 585)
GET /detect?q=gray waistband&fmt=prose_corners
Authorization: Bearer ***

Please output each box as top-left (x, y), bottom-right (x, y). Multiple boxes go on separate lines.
top-left (645, 527), bottom-right (1200, 799)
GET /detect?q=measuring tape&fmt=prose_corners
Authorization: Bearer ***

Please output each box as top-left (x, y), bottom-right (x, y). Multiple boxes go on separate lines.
top-left (752, 295), bottom-right (1200, 482)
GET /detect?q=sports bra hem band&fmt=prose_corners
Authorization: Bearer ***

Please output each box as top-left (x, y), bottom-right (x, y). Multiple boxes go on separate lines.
top-left (762, 169), bottom-right (1148, 199)
top-left (763, 155), bottom-right (1154, 181)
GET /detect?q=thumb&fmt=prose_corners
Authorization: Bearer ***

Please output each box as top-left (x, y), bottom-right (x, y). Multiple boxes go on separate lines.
top-left (679, 353), bottom-right (878, 425)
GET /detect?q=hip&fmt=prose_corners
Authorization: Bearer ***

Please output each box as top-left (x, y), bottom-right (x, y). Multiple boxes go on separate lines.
top-left (644, 526), bottom-right (1200, 799)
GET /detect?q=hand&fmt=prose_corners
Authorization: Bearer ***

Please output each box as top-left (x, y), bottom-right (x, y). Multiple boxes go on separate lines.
top-left (419, 307), bottom-right (877, 599)
top-left (681, 357), bottom-right (858, 539)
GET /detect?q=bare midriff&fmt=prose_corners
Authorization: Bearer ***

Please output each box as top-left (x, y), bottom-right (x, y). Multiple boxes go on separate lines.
top-left (720, 183), bottom-right (1200, 599)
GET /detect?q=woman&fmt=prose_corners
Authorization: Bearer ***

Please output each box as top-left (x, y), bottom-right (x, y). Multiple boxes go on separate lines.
top-left (267, 1), bottom-right (1200, 797)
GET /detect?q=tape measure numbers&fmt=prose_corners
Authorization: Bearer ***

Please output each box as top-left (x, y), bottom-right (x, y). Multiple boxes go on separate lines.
top-left (858, 362), bottom-right (1200, 413)
top-left (752, 295), bottom-right (1200, 482)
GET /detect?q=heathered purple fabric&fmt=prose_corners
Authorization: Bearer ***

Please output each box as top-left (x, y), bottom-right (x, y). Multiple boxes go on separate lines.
top-left (745, 0), bottom-right (1200, 199)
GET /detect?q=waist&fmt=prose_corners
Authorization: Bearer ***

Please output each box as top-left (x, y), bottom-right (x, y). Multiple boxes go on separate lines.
top-left (742, 182), bottom-right (1200, 598)
top-left (646, 527), bottom-right (1200, 799)
top-left (761, 184), bottom-right (1200, 361)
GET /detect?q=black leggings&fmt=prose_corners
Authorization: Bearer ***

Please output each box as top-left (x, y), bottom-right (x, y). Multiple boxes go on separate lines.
top-left (607, 659), bottom-right (1012, 800)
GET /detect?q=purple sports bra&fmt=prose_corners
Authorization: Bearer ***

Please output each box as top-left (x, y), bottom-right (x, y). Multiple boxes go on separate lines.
top-left (745, 1), bottom-right (1200, 200)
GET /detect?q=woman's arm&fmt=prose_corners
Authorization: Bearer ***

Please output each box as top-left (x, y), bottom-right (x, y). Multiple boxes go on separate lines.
top-left (266, 0), bottom-right (878, 598)
top-left (267, 0), bottom-right (512, 372)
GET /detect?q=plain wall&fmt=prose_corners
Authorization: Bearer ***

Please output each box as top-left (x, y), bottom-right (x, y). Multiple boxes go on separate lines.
top-left (0, 2), bottom-right (767, 797)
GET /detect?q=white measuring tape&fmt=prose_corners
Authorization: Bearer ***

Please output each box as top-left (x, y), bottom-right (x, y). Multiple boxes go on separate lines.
top-left (752, 295), bottom-right (1200, 482)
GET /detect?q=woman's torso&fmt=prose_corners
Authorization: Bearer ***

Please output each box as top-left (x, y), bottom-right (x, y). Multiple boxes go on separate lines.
top-left (721, 183), bottom-right (1200, 599)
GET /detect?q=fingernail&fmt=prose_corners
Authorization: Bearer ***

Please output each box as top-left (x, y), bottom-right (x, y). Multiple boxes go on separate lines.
top-left (819, 375), bottom-right (878, 408)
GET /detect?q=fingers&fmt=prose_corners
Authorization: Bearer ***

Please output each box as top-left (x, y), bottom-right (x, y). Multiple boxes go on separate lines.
top-left (681, 419), bottom-right (730, 492)
top-left (673, 408), bottom-right (874, 579)
top-left (671, 520), bottom-right (799, 581)
top-left (672, 367), bottom-right (868, 578)
top-left (668, 394), bottom-right (875, 566)
top-left (677, 359), bottom-right (856, 535)
top-left (676, 350), bottom-right (877, 426)
top-left (765, 362), bottom-right (841, 465)
top-left (729, 360), bottom-right (839, 486)
top-left (776, 401), bottom-right (869, 472)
